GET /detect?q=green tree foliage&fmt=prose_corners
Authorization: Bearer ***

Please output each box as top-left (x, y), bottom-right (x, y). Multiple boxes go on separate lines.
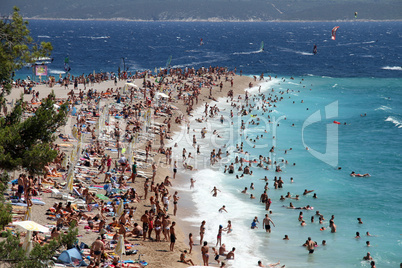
top-left (0, 6), bottom-right (52, 108)
top-left (0, 222), bottom-right (79, 268)
top-left (0, 173), bottom-right (12, 231)
top-left (0, 8), bottom-right (73, 267)
top-left (0, 92), bottom-right (68, 174)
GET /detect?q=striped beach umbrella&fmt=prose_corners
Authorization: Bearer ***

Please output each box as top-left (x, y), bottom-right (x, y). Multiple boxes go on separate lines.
top-left (114, 234), bottom-right (125, 258)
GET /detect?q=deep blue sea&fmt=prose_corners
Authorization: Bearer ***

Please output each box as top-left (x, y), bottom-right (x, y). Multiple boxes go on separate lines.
top-left (22, 20), bottom-right (401, 267)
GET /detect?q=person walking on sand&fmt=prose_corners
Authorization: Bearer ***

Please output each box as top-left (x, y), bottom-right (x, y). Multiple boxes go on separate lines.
top-left (152, 162), bottom-right (157, 181)
top-left (140, 210), bottom-right (150, 241)
top-left (173, 191), bottom-right (180, 216)
top-left (201, 241), bottom-right (210, 266)
top-left (262, 214), bottom-right (275, 233)
top-left (170, 222), bottom-right (176, 251)
top-left (130, 161), bottom-right (137, 183)
top-left (106, 155), bottom-right (112, 172)
top-left (189, 233), bottom-right (194, 254)
top-left (200, 220), bottom-right (206, 245)
top-left (173, 161), bottom-right (178, 179)
top-left (144, 179), bottom-right (149, 200)
top-left (90, 237), bottom-right (104, 263)
top-left (212, 247), bottom-right (220, 265)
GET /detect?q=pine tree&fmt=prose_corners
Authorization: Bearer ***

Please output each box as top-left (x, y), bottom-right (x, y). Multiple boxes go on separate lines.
top-left (0, 6), bottom-right (52, 109)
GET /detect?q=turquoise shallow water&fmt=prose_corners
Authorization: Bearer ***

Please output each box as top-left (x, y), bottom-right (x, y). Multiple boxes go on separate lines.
top-left (171, 75), bottom-right (402, 267)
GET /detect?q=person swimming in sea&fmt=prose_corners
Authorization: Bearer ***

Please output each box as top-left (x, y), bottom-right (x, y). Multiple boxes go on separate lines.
top-left (350, 171), bottom-right (370, 177)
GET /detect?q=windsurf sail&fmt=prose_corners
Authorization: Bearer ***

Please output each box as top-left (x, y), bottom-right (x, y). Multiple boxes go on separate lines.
top-left (64, 56), bottom-right (71, 72)
top-left (331, 26), bottom-right (340, 40)
top-left (354, 12), bottom-right (358, 18)
top-left (313, 44), bottom-right (317, 55)
top-left (200, 38), bottom-right (204, 46)
top-left (165, 55), bottom-right (172, 69)
top-left (260, 41), bottom-right (264, 51)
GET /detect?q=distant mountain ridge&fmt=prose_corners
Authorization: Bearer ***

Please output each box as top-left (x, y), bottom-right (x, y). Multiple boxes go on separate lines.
top-left (1, 0), bottom-right (401, 21)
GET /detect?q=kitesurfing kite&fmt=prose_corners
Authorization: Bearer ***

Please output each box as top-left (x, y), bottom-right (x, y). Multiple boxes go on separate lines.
top-left (331, 26), bottom-right (340, 40)
top-left (313, 44), bottom-right (317, 55)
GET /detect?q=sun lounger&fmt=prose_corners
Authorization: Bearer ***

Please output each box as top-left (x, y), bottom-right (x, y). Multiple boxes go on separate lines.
top-left (51, 189), bottom-right (74, 201)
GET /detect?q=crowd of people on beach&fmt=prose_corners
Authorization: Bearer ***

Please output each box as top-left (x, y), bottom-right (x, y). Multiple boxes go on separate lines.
top-left (3, 65), bottom-right (380, 268)
top-left (4, 66), bottom-right (251, 267)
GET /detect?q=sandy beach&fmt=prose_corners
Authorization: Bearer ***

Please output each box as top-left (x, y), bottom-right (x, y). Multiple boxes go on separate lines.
top-left (4, 70), bottom-right (253, 268)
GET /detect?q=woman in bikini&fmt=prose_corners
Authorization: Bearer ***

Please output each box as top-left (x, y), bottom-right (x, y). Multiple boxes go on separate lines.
top-left (189, 233), bottom-right (194, 254)
top-left (223, 220), bottom-right (233, 234)
top-left (200, 220), bottom-right (206, 245)
top-left (216, 225), bottom-right (223, 246)
top-left (154, 215), bottom-right (162, 241)
top-left (201, 241), bottom-right (210, 266)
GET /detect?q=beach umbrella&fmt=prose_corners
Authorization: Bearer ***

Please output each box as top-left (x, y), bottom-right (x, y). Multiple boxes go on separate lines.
top-left (13, 220), bottom-right (50, 255)
top-left (114, 234), bottom-right (125, 259)
top-left (24, 206), bottom-right (32, 221)
top-left (116, 201), bottom-right (124, 218)
top-left (66, 172), bottom-right (74, 192)
top-left (12, 221), bottom-right (50, 233)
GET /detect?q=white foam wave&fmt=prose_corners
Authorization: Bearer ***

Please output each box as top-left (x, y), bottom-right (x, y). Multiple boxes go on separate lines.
top-left (79, 36), bottom-right (110, 39)
top-left (91, 36), bottom-right (110, 40)
top-left (169, 106), bottom-right (268, 268)
top-left (171, 56), bottom-right (227, 69)
top-left (375, 105), bottom-right (392, 111)
top-left (245, 78), bottom-right (280, 94)
top-left (233, 50), bottom-right (263, 55)
top-left (385, 116), bottom-right (402, 128)
top-left (382, 66), bottom-right (402, 71)
top-left (37, 35), bottom-right (51, 38)
top-left (280, 48), bottom-right (314, 56)
top-left (338, 41), bottom-right (376, 46)
top-left (49, 70), bottom-right (66, 74)
top-left (185, 49), bottom-right (202, 53)
top-left (183, 169), bottom-right (266, 268)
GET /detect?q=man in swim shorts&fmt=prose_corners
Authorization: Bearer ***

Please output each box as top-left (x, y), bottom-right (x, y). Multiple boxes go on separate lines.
top-left (90, 237), bottom-right (104, 263)
top-left (262, 214), bottom-right (275, 233)
top-left (170, 222), bottom-right (176, 251)
top-left (307, 237), bottom-right (315, 254)
top-left (141, 210), bottom-right (150, 241)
